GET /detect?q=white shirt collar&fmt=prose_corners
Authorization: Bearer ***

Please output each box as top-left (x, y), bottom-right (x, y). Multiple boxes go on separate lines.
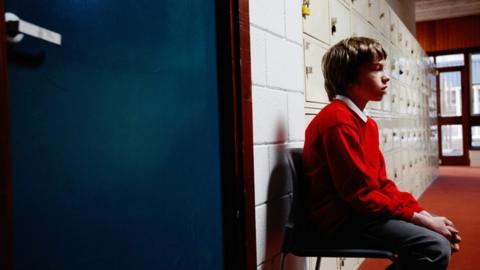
top-left (334, 95), bottom-right (368, 123)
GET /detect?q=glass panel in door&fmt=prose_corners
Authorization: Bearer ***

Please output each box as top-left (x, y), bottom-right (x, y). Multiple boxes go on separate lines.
top-left (441, 125), bottom-right (464, 156)
top-left (439, 72), bottom-right (462, 117)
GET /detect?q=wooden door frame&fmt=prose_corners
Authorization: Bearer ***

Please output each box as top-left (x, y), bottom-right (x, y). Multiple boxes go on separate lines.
top-left (436, 65), bottom-right (470, 165)
top-left (0, 3), bottom-right (14, 270)
top-left (0, 0), bottom-right (256, 269)
top-left (216, 0), bottom-right (256, 269)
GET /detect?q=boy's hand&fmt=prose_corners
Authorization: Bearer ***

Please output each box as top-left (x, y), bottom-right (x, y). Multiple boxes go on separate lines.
top-left (412, 213), bottom-right (461, 244)
top-left (411, 213), bottom-right (461, 250)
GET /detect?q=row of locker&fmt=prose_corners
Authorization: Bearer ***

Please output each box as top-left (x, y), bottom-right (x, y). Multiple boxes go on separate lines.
top-left (376, 119), bottom-right (438, 152)
top-left (303, 0), bottom-right (432, 70)
top-left (303, 0), bottom-right (437, 111)
top-left (384, 148), bottom-right (438, 184)
top-left (367, 80), bottom-right (432, 115)
top-left (303, 0), bottom-right (421, 56)
top-left (304, 35), bottom-right (435, 109)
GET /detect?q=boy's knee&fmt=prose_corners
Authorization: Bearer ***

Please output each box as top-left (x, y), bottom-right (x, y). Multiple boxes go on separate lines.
top-left (429, 235), bottom-right (451, 266)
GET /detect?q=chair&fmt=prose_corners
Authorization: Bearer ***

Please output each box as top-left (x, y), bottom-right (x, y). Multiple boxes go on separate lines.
top-left (279, 148), bottom-right (398, 270)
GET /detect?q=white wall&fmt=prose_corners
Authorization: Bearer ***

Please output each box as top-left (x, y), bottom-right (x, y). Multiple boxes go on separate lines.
top-left (249, 0), bottom-right (306, 269)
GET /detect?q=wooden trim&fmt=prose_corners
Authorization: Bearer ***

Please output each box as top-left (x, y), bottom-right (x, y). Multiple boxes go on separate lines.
top-left (238, 0), bottom-right (256, 268)
top-left (438, 117), bottom-right (463, 125)
top-left (436, 64), bottom-right (470, 165)
top-left (216, 0), bottom-right (255, 269)
top-left (0, 2), bottom-right (14, 269)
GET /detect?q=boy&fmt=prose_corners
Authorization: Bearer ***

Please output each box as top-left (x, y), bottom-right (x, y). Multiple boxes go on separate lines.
top-left (303, 37), bottom-right (461, 269)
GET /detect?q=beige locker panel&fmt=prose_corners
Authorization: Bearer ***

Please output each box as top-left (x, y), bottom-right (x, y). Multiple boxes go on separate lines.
top-left (303, 0), bottom-right (330, 45)
top-left (392, 127), bottom-right (400, 149)
top-left (392, 150), bottom-right (402, 183)
top-left (383, 128), bottom-right (393, 152)
top-left (339, 257), bottom-right (359, 270)
top-left (378, 0), bottom-right (390, 39)
top-left (367, 0), bottom-right (379, 29)
top-left (384, 152), bottom-right (394, 180)
top-left (351, 0), bottom-right (368, 16)
top-left (305, 114), bottom-right (316, 128)
top-left (389, 46), bottom-right (401, 80)
top-left (398, 85), bottom-right (407, 114)
top-left (330, 0), bottom-right (351, 45)
top-left (351, 8), bottom-right (370, 38)
top-left (304, 36), bottom-right (330, 104)
top-left (388, 7), bottom-right (398, 45)
top-left (318, 258), bottom-right (338, 270)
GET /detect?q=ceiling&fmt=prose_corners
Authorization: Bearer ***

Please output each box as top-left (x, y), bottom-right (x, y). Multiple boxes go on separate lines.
top-left (416, 0), bottom-right (480, 22)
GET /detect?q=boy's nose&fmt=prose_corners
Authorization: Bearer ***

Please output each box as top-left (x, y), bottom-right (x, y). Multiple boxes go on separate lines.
top-left (382, 74), bottom-right (390, 83)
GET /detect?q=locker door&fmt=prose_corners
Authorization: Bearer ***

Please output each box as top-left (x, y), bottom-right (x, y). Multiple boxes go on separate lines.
top-left (3, 1), bottom-right (225, 269)
top-left (304, 36), bottom-right (329, 104)
top-left (329, 0), bottom-right (351, 45)
top-left (378, 0), bottom-right (390, 39)
top-left (351, 0), bottom-right (369, 17)
top-left (303, 0), bottom-right (331, 45)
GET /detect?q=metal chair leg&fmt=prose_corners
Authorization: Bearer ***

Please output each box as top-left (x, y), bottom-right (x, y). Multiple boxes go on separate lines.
top-left (315, 256), bottom-right (321, 270)
top-left (280, 253), bottom-right (286, 270)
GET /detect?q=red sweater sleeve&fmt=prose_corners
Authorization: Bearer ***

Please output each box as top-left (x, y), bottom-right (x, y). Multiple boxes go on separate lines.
top-left (377, 152), bottom-right (424, 213)
top-left (322, 124), bottom-right (419, 221)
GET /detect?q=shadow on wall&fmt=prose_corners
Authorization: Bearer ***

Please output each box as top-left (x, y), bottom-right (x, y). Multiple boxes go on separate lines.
top-left (262, 121), bottom-right (307, 269)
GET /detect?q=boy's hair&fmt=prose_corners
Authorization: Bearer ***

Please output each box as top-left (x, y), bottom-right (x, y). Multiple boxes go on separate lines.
top-left (322, 37), bottom-right (387, 101)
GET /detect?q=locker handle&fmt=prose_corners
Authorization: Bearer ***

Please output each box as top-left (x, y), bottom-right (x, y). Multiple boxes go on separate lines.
top-left (306, 66), bottom-right (313, 75)
top-left (331, 17), bottom-right (337, 35)
top-left (5, 12), bottom-right (62, 46)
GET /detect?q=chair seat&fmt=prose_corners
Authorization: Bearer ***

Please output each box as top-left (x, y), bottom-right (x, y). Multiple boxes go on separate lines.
top-left (291, 248), bottom-right (395, 259)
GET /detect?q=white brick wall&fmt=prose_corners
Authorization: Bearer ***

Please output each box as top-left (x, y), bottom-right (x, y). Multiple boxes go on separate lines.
top-left (250, 0), bottom-right (305, 268)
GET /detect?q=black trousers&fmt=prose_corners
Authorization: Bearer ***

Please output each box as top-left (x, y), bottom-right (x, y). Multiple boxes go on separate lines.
top-left (335, 218), bottom-right (452, 270)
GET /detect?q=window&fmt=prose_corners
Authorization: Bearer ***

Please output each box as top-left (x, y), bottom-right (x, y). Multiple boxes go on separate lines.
top-left (436, 54), bottom-right (464, 68)
top-left (471, 53), bottom-right (480, 115)
top-left (440, 72), bottom-right (462, 117)
top-left (441, 125), bottom-right (463, 156)
top-left (472, 126), bottom-right (480, 147)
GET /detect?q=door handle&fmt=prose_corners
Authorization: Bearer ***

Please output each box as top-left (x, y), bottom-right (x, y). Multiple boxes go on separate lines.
top-left (5, 12), bottom-right (62, 46)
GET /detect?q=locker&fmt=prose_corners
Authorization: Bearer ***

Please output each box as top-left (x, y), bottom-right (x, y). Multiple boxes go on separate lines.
top-left (367, 0), bottom-right (380, 29)
top-left (392, 151), bottom-right (402, 183)
top-left (305, 114), bottom-right (316, 128)
top-left (351, 0), bottom-right (369, 17)
top-left (384, 152), bottom-right (394, 180)
top-left (339, 257), bottom-right (360, 270)
top-left (389, 7), bottom-right (398, 46)
top-left (330, 0), bottom-right (352, 45)
top-left (392, 127), bottom-right (400, 149)
top-left (303, 0), bottom-right (331, 45)
top-left (351, 8), bottom-right (370, 38)
top-left (304, 36), bottom-right (330, 104)
top-left (378, 0), bottom-right (390, 39)
top-left (384, 128), bottom-right (393, 152)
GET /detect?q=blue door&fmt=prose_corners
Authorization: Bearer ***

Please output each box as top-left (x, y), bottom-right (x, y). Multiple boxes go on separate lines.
top-left (5, 1), bottom-right (224, 269)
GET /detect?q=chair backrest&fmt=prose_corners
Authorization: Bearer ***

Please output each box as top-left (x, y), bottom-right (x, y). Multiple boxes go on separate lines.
top-left (282, 148), bottom-right (308, 253)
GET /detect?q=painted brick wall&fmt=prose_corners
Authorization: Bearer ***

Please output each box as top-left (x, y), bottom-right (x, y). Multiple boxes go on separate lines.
top-left (249, 0), bottom-right (306, 269)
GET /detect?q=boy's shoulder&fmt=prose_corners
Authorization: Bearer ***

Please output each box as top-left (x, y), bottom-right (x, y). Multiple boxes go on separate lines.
top-left (315, 100), bottom-right (358, 127)
top-left (306, 100), bottom-right (372, 137)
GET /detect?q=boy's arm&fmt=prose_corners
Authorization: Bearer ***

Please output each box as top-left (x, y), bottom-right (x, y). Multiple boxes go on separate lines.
top-left (322, 124), bottom-right (417, 221)
top-left (377, 153), bottom-right (423, 212)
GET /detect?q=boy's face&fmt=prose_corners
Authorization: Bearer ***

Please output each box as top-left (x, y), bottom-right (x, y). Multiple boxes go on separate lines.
top-left (352, 58), bottom-right (390, 102)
